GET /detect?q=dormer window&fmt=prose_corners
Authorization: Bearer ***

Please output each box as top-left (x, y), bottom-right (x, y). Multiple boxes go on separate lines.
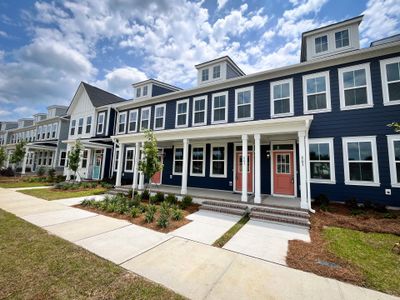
top-left (143, 85), bottom-right (148, 96)
top-left (136, 87), bottom-right (141, 98)
top-left (315, 35), bottom-right (328, 53)
top-left (335, 29), bottom-right (349, 48)
top-left (201, 69), bottom-right (209, 82)
top-left (213, 65), bottom-right (221, 79)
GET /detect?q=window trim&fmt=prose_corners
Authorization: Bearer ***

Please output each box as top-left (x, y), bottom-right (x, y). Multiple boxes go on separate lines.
top-left (59, 151), bottom-right (67, 167)
top-left (210, 143), bottom-right (227, 178)
top-left (314, 34), bottom-right (328, 54)
top-left (113, 147), bottom-right (120, 173)
top-left (213, 65), bottom-right (221, 79)
top-left (140, 107), bottom-right (151, 131)
top-left (70, 120), bottom-right (76, 136)
top-left (175, 99), bottom-right (189, 128)
top-left (380, 56), bottom-right (400, 106)
top-left (334, 28), bottom-right (350, 49)
top-left (387, 134), bottom-right (400, 188)
top-left (77, 118), bottom-right (84, 135)
top-left (201, 68), bottom-right (209, 82)
top-left (342, 136), bottom-right (380, 187)
top-left (338, 63), bottom-right (373, 111)
top-left (97, 112), bottom-right (106, 134)
top-left (308, 138), bottom-right (336, 184)
top-left (190, 144), bottom-right (205, 177)
top-left (154, 104), bottom-right (166, 130)
top-left (117, 111), bottom-right (127, 134)
top-left (211, 91), bottom-right (229, 124)
top-left (234, 86), bottom-right (254, 122)
top-left (270, 78), bottom-right (294, 118)
top-left (124, 147), bottom-right (135, 172)
top-left (86, 116), bottom-right (92, 134)
top-left (81, 150), bottom-right (88, 169)
top-left (173, 146), bottom-right (184, 175)
top-left (303, 71), bottom-right (332, 114)
top-left (128, 109), bottom-right (138, 133)
top-left (192, 95), bottom-right (208, 126)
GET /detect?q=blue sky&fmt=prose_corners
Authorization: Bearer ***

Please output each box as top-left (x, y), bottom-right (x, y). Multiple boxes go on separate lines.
top-left (0, 0), bottom-right (399, 121)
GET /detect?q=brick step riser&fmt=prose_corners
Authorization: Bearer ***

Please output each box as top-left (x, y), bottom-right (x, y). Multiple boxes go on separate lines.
top-left (202, 201), bottom-right (248, 211)
top-left (250, 213), bottom-right (310, 228)
top-left (200, 206), bottom-right (246, 216)
top-left (251, 208), bottom-right (309, 219)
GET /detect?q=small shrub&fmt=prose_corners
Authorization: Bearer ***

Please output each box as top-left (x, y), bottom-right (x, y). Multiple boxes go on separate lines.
top-left (37, 166), bottom-right (46, 177)
top-left (160, 201), bottom-right (170, 210)
top-left (55, 175), bottom-right (66, 183)
top-left (138, 203), bottom-right (147, 213)
top-left (154, 192), bottom-right (165, 203)
top-left (165, 194), bottom-right (177, 205)
top-left (81, 182), bottom-right (90, 189)
top-left (171, 208), bottom-right (183, 221)
top-left (115, 203), bottom-right (128, 214)
top-left (157, 212), bottom-right (169, 228)
top-left (149, 195), bottom-right (158, 204)
top-left (145, 204), bottom-right (157, 223)
top-left (180, 195), bottom-right (192, 209)
top-left (99, 201), bottom-right (109, 211)
top-left (345, 197), bottom-right (358, 209)
top-left (100, 182), bottom-right (113, 189)
top-left (106, 203), bottom-right (117, 213)
top-left (141, 189), bottom-right (150, 200)
top-left (90, 182), bottom-right (98, 188)
top-left (129, 207), bottom-right (140, 218)
top-left (47, 168), bottom-right (56, 180)
top-left (127, 188), bottom-right (133, 199)
top-left (80, 198), bottom-right (92, 206)
top-left (0, 167), bottom-right (14, 177)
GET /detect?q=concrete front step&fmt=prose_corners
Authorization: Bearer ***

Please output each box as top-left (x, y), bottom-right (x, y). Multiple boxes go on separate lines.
top-left (251, 206), bottom-right (309, 219)
top-left (200, 205), bottom-right (247, 216)
top-left (250, 211), bottom-right (310, 228)
top-left (202, 200), bottom-right (248, 211)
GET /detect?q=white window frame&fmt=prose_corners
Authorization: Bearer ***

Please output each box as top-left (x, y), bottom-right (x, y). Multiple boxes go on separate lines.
top-left (173, 146), bottom-right (183, 175)
top-left (387, 134), bottom-right (400, 188)
top-left (113, 147), bottom-right (120, 172)
top-left (117, 111), bottom-right (127, 134)
top-left (136, 87), bottom-right (141, 98)
top-left (190, 145), bottom-right (205, 177)
top-left (270, 78), bottom-right (294, 118)
top-left (154, 104), bottom-right (166, 130)
top-left (124, 147), bottom-right (135, 172)
top-left (77, 118), bottom-right (84, 135)
top-left (59, 151), bottom-right (67, 167)
top-left (192, 95), bottom-right (207, 126)
top-left (143, 85), bottom-right (148, 97)
top-left (70, 120), bottom-right (76, 136)
top-left (314, 34), bottom-right (328, 54)
top-left (235, 86), bottom-right (254, 122)
top-left (52, 123), bottom-right (57, 138)
top-left (211, 91), bottom-right (228, 124)
top-left (335, 29), bottom-right (350, 49)
top-left (210, 143), bottom-right (227, 178)
top-left (97, 112), bottom-right (105, 134)
top-left (380, 56), bottom-right (400, 106)
top-left (342, 136), bottom-right (380, 187)
top-left (338, 63), bottom-right (373, 111)
top-left (86, 116), bottom-right (92, 134)
top-left (128, 109), bottom-right (138, 133)
top-left (175, 99), bottom-right (189, 128)
top-left (81, 150), bottom-right (88, 169)
top-left (201, 68), bottom-right (209, 82)
top-left (308, 138), bottom-right (335, 184)
top-left (213, 65), bottom-right (221, 79)
top-left (303, 71), bottom-right (331, 114)
top-left (140, 107), bottom-right (151, 131)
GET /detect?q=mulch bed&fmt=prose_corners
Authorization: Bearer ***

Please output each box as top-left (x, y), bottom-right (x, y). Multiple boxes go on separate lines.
top-left (287, 203), bottom-right (400, 286)
top-left (75, 203), bottom-right (200, 233)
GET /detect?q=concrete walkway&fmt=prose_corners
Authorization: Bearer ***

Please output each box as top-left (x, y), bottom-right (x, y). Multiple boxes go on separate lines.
top-left (0, 188), bottom-right (397, 300)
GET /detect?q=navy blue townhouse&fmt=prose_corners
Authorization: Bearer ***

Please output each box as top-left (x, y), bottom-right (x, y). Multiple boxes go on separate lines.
top-left (111, 16), bottom-right (400, 209)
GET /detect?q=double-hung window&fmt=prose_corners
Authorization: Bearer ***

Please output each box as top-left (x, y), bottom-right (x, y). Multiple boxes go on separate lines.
top-left (173, 147), bottom-right (183, 175)
top-left (59, 151), bottom-right (66, 167)
top-left (86, 116), bottom-right (92, 134)
top-left (154, 104), bottom-right (166, 130)
top-left (201, 69), bottom-right (209, 82)
top-left (338, 63), bottom-right (373, 110)
top-left (213, 65), bottom-right (221, 79)
top-left (190, 146), bottom-right (205, 176)
top-left (37, 127), bottom-right (41, 140)
top-left (380, 56), bottom-right (400, 105)
top-left (136, 87), bottom-right (141, 98)
top-left (81, 150), bottom-right (88, 168)
top-left (70, 120), bottom-right (76, 136)
top-left (315, 35), bottom-right (328, 53)
top-left (235, 86), bottom-right (254, 121)
top-left (303, 71), bottom-right (331, 113)
top-left (335, 29), bottom-right (349, 48)
top-left (128, 109), bottom-right (138, 132)
top-left (309, 138), bottom-right (335, 183)
top-left (52, 123), bottom-right (57, 138)
top-left (113, 148), bottom-right (120, 172)
top-left (143, 85), bottom-right (148, 96)
top-left (46, 125), bottom-right (51, 139)
top-left (124, 147), bottom-right (135, 172)
top-left (192, 96), bottom-right (207, 126)
top-left (176, 99), bottom-right (189, 128)
top-left (97, 112), bottom-right (105, 134)
top-left (210, 144), bottom-right (227, 177)
top-left (78, 118), bottom-right (83, 135)
top-left (271, 79), bottom-right (293, 117)
top-left (117, 112), bottom-right (127, 134)
top-left (140, 107), bottom-right (151, 131)
top-left (211, 91), bottom-right (228, 124)
top-left (342, 136), bottom-right (379, 186)
top-left (387, 135), bottom-right (400, 187)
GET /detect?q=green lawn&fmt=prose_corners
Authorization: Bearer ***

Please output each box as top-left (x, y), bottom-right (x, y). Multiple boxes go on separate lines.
top-left (324, 227), bottom-right (400, 296)
top-left (0, 209), bottom-right (182, 299)
top-left (19, 187), bottom-right (107, 200)
top-left (0, 181), bottom-right (53, 188)
top-left (213, 214), bottom-right (250, 247)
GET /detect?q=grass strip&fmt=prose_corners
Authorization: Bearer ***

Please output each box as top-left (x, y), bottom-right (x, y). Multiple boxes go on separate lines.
top-left (19, 187), bottom-right (107, 200)
top-left (213, 214), bottom-right (250, 247)
top-left (0, 181), bottom-right (52, 188)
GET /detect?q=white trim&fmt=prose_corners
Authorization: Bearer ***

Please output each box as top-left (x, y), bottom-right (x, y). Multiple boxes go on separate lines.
top-left (308, 137), bottom-right (336, 184)
top-left (58, 150), bottom-right (67, 167)
top-left (387, 134), bottom-right (400, 188)
top-left (173, 146), bottom-right (183, 175)
top-left (112, 147), bottom-right (120, 173)
top-left (270, 78), bottom-right (294, 118)
top-left (211, 91), bottom-right (229, 124)
top-left (190, 144), bottom-right (206, 177)
top-left (192, 95), bottom-right (208, 126)
top-left (124, 147), bottom-right (135, 172)
top-left (234, 86), bottom-right (254, 122)
top-left (117, 111), bottom-right (127, 134)
top-left (175, 99), bottom-right (189, 128)
top-left (303, 71), bottom-right (332, 114)
top-left (210, 143), bottom-right (227, 178)
top-left (338, 62), bottom-right (373, 111)
top-left (140, 107), bottom-right (151, 131)
top-left (128, 109), bottom-right (138, 133)
top-left (154, 103), bottom-right (166, 130)
top-left (334, 28), bottom-right (351, 49)
top-left (342, 136), bottom-right (380, 186)
top-left (97, 112), bottom-right (106, 135)
top-left (380, 56), bottom-right (400, 106)
top-left (314, 33), bottom-right (329, 55)
top-left (233, 143), bottom-right (254, 194)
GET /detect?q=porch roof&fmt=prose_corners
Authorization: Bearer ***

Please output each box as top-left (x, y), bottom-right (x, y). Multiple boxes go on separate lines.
top-left (63, 138), bottom-right (114, 149)
top-left (25, 142), bottom-right (57, 151)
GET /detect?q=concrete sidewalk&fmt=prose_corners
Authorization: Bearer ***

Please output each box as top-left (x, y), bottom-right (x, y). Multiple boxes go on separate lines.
top-left (0, 188), bottom-right (397, 300)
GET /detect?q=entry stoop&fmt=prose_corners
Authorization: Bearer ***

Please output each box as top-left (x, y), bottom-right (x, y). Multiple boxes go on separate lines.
top-left (200, 200), bottom-right (248, 216)
top-left (250, 206), bottom-right (310, 228)
top-left (107, 186), bottom-right (131, 196)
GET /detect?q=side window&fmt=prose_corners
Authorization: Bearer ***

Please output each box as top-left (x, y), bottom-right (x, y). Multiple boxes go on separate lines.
top-left (86, 116), bottom-right (92, 134)
top-left (154, 104), bottom-right (166, 130)
top-left (97, 112), bottom-right (105, 134)
top-left (335, 29), bottom-right (349, 48)
top-left (380, 57), bottom-right (400, 105)
top-left (211, 92), bottom-right (228, 124)
top-left (235, 86), bottom-right (253, 121)
top-left (270, 79), bottom-right (293, 117)
top-left (303, 71), bottom-right (331, 114)
top-left (315, 35), bottom-right (328, 53)
top-left (128, 109), bottom-right (138, 132)
top-left (193, 96), bottom-right (207, 126)
top-left (140, 107), bottom-right (151, 131)
top-left (176, 99), bottom-right (189, 128)
top-left (309, 138), bottom-right (335, 183)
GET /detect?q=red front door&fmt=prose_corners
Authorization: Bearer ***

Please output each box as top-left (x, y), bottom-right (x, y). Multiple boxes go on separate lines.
top-left (273, 151), bottom-right (294, 196)
top-left (235, 152), bottom-right (253, 193)
top-left (150, 152), bottom-right (163, 185)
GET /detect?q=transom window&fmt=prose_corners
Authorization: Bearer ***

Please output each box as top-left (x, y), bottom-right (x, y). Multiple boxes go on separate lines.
top-left (154, 104), bottom-right (166, 130)
top-left (97, 112), bottom-right (105, 134)
top-left (235, 86), bottom-right (254, 121)
top-left (201, 69), bottom-right (209, 81)
top-left (213, 65), bottom-right (221, 79)
top-left (128, 109), bottom-right (138, 132)
top-left (342, 136), bottom-right (379, 186)
top-left (124, 147), bottom-right (135, 172)
top-left (176, 99), bottom-right (189, 127)
top-left (309, 138), bottom-right (335, 183)
top-left (335, 29), bottom-right (349, 48)
top-left (117, 112), bottom-right (127, 134)
top-left (140, 107), bottom-right (151, 131)
top-left (78, 118), bottom-right (84, 135)
top-left (380, 57), bottom-right (400, 105)
top-left (338, 63), bottom-right (373, 110)
top-left (387, 135), bottom-right (400, 187)
top-left (211, 92), bottom-right (228, 124)
top-left (193, 96), bottom-right (207, 126)
top-left (191, 146), bottom-right (205, 176)
top-left (70, 120), bottom-right (76, 136)
top-left (303, 71), bottom-right (331, 113)
top-left (315, 35), bottom-right (328, 53)
top-left (86, 116), bottom-right (92, 134)
top-left (271, 79), bottom-right (293, 117)
top-left (173, 147), bottom-right (183, 175)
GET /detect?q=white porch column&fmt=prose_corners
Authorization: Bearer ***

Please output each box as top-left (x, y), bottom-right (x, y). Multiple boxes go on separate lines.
top-left (181, 138), bottom-right (189, 195)
top-left (21, 149), bottom-right (28, 175)
top-left (298, 131), bottom-right (308, 209)
top-left (254, 134), bottom-right (261, 204)
top-left (138, 142), bottom-right (145, 190)
top-left (132, 142), bottom-right (140, 190)
top-left (241, 134), bottom-right (248, 202)
top-left (115, 144), bottom-right (125, 187)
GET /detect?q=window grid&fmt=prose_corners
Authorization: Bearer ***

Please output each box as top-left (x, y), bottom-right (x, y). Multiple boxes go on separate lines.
top-left (335, 29), bottom-right (349, 48)
top-left (271, 79), bottom-right (293, 117)
top-left (128, 110), bottom-right (138, 132)
top-left (124, 148), bottom-right (135, 172)
top-left (154, 104), bottom-right (166, 130)
top-left (211, 92), bottom-right (228, 124)
top-left (117, 112), bottom-right (127, 134)
top-left (193, 96), bottom-right (207, 126)
top-left (176, 100), bottom-right (189, 127)
top-left (140, 107), bottom-right (151, 131)
top-left (210, 145), bottom-right (226, 178)
top-left (380, 57), bottom-right (400, 105)
top-left (235, 87), bottom-right (253, 121)
top-left (315, 35), bottom-right (328, 53)
top-left (173, 147), bottom-right (183, 175)
top-left (190, 146), bottom-right (205, 176)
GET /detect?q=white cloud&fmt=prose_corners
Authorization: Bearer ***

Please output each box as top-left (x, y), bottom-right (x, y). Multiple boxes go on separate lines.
top-left (217, 0), bottom-right (229, 10)
top-left (0, 30), bottom-right (7, 37)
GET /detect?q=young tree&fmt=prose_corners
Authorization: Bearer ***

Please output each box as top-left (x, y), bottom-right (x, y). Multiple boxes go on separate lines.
top-left (68, 140), bottom-right (82, 181)
top-left (388, 122), bottom-right (400, 133)
top-left (10, 141), bottom-right (26, 171)
top-left (0, 146), bottom-right (6, 169)
top-left (138, 129), bottom-right (162, 190)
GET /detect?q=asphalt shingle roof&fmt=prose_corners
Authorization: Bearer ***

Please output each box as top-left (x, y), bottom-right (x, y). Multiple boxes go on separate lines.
top-left (82, 82), bottom-right (126, 107)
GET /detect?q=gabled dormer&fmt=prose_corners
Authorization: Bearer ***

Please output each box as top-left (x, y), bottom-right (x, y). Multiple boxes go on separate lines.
top-left (300, 15), bottom-right (363, 63)
top-left (195, 56), bottom-right (245, 86)
top-left (17, 118), bottom-right (34, 128)
top-left (47, 105), bottom-right (68, 118)
top-left (0, 121), bottom-right (18, 131)
top-left (33, 113), bottom-right (47, 124)
top-left (133, 79), bottom-right (181, 100)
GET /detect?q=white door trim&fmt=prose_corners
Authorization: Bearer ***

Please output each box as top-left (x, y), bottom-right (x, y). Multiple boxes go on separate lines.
top-left (233, 142), bottom-right (254, 194)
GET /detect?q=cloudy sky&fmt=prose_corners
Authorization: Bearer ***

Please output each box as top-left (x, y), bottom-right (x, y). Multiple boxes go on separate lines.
top-left (0, 0), bottom-right (399, 121)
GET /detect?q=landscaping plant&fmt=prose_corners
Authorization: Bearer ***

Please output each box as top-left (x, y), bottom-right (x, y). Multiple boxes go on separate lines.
top-left (145, 204), bottom-right (157, 223)
top-left (165, 193), bottom-right (177, 205)
top-left (180, 195), bottom-right (192, 209)
top-left (157, 202), bottom-right (171, 228)
top-left (9, 141), bottom-right (26, 173)
top-left (171, 207), bottom-right (183, 221)
top-left (68, 140), bottom-right (82, 181)
top-left (0, 146), bottom-right (6, 169)
top-left (141, 189), bottom-right (150, 200)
